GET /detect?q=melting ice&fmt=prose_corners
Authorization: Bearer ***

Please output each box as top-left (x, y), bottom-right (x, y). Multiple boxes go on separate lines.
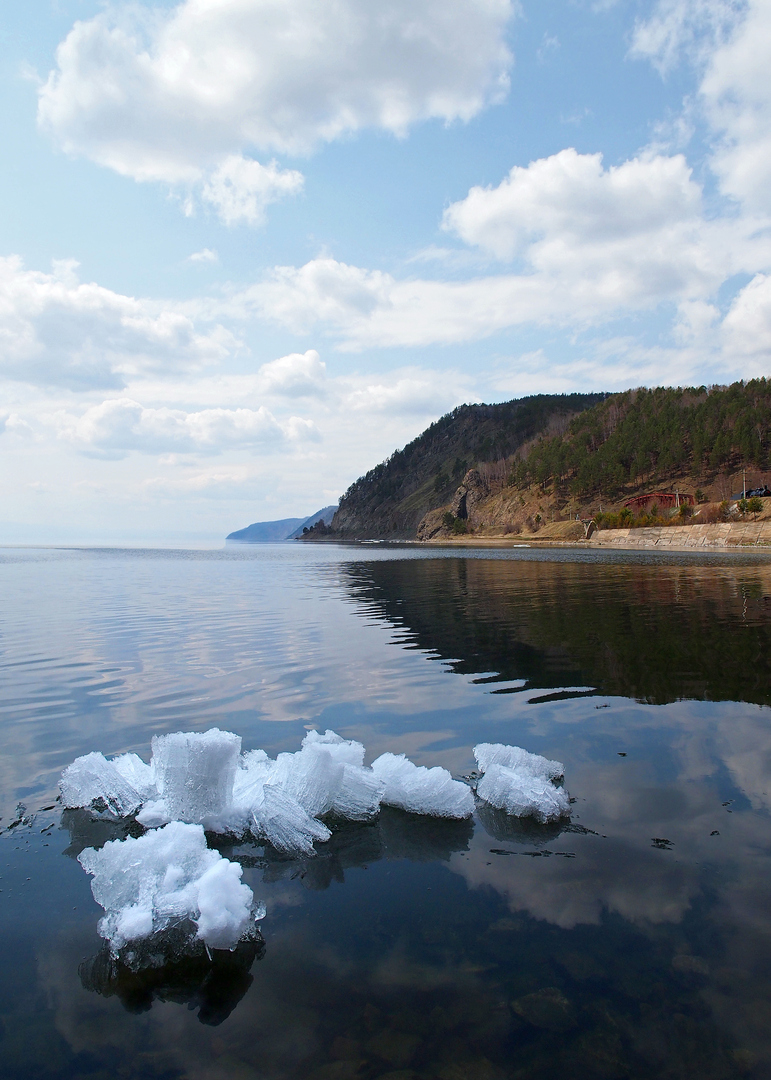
top-left (78, 821), bottom-right (258, 951)
top-left (61, 728), bottom-right (570, 952)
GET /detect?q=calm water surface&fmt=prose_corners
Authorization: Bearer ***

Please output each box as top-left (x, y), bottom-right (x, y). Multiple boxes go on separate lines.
top-left (2, 543), bottom-right (771, 1080)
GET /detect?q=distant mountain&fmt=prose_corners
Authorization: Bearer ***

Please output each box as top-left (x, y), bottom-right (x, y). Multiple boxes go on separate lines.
top-left (328, 393), bottom-right (607, 539)
top-left (226, 505), bottom-right (339, 543)
top-left (226, 518), bottom-right (306, 542)
top-left (286, 505), bottom-right (338, 539)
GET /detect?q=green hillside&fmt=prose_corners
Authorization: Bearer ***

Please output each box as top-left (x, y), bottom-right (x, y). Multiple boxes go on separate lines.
top-left (512, 379), bottom-right (771, 498)
top-left (330, 393), bottom-right (606, 538)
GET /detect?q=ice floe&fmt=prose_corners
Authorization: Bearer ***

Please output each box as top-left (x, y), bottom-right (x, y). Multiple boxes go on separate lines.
top-left (473, 742), bottom-right (570, 823)
top-left (371, 753), bottom-right (475, 819)
top-left (60, 752), bottom-right (145, 818)
top-left (61, 728), bottom-right (571, 951)
top-left (476, 763), bottom-right (570, 822)
top-left (78, 821), bottom-right (259, 951)
top-left (473, 742), bottom-right (564, 782)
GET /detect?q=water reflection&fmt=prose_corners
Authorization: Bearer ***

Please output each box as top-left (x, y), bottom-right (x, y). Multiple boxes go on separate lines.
top-left (80, 933), bottom-right (265, 1026)
top-left (224, 808), bottom-right (476, 891)
top-left (344, 557), bottom-right (771, 705)
top-left (4, 546), bottom-right (771, 1078)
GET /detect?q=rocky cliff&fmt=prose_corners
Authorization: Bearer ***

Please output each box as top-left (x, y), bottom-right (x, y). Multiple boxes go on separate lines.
top-left (327, 393), bottom-right (606, 540)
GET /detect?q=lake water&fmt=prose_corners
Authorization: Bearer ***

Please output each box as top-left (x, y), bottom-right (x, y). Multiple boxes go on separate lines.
top-left (2, 542), bottom-right (771, 1080)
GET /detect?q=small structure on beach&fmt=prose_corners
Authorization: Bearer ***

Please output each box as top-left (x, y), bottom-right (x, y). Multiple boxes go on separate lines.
top-left (623, 492), bottom-right (694, 513)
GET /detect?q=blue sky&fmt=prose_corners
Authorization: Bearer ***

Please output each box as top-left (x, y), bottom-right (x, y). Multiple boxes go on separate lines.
top-left (1, 0), bottom-right (770, 542)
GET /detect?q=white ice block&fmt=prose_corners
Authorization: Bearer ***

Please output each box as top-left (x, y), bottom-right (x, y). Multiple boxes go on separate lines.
top-left (78, 821), bottom-right (254, 950)
top-left (269, 746), bottom-right (344, 819)
top-left (111, 752), bottom-right (157, 801)
top-left (330, 763), bottom-right (385, 820)
top-left (150, 729), bottom-right (241, 826)
top-left (476, 762), bottom-right (570, 823)
top-left (59, 752), bottom-right (144, 817)
top-left (302, 729), bottom-right (366, 767)
top-left (251, 785), bottom-right (331, 855)
top-left (473, 742), bottom-right (564, 781)
top-left (371, 753), bottom-right (474, 819)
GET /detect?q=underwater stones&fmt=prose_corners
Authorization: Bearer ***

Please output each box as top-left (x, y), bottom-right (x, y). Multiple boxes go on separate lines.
top-left (511, 987), bottom-right (577, 1032)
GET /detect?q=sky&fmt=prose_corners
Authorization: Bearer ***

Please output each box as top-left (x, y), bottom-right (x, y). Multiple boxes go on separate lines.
top-left (1, 0), bottom-right (770, 543)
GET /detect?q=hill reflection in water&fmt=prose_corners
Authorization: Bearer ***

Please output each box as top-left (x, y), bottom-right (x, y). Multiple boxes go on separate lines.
top-left (343, 555), bottom-right (771, 705)
top-left (3, 546), bottom-right (771, 1080)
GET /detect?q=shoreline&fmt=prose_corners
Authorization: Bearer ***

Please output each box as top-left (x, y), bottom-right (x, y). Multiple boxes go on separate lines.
top-left (302, 520), bottom-right (771, 552)
top-left (422, 521), bottom-right (771, 551)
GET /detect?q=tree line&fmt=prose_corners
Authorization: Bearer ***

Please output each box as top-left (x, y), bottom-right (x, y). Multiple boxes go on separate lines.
top-left (510, 380), bottom-right (771, 498)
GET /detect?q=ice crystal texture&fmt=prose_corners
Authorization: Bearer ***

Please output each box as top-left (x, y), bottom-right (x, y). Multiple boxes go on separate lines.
top-left (78, 821), bottom-right (255, 951)
top-left (371, 753), bottom-right (475, 819)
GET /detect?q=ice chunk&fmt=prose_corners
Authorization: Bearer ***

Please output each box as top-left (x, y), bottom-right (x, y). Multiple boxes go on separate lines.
top-left (473, 742), bottom-right (564, 781)
top-left (60, 752), bottom-right (143, 817)
top-left (78, 821), bottom-right (254, 951)
top-left (251, 785), bottom-right (331, 855)
top-left (476, 763), bottom-right (570, 823)
top-left (269, 746), bottom-right (344, 818)
top-left (111, 752), bottom-right (157, 801)
top-left (229, 749), bottom-right (273, 822)
top-left (371, 753), bottom-right (474, 819)
top-left (136, 799), bottom-right (171, 828)
top-left (330, 764), bottom-right (385, 820)
top-left (302, 729), bottom-right (366, 767)
top-left (150, 729), bottom-right (241, 827)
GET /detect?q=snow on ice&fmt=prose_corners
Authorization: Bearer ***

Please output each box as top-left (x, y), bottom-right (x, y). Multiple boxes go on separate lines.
top-left (78, 821), bottom-right (257, 951)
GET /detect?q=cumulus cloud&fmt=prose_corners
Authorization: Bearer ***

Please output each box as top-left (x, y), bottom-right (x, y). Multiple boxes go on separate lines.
top-left (226, 143), bottom-right (770, 355)
top-left (721, 273), bottom-right (771, 359)
top-left (699, 1), bottom-right (771, 210)
top-left (343, 371), bottom-right (478, 415)
top-left (633, 2), bottom-right (771, 213)
top-left (257, 349), bottom-right (327, 397)
top-left (0, 256), bottom-right (237, 389)
top-left (38, 0), bottom-right (515, 222)
top-left (200, 154), bottom-right (304, 226)
top-left (54, 398), bottom-right (320, 458)
top-left (441, 149), bottom-right (704, 260)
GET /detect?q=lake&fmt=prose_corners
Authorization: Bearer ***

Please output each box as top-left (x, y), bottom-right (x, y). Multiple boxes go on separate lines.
top-left (2, 542), bottom-right (771, 1080)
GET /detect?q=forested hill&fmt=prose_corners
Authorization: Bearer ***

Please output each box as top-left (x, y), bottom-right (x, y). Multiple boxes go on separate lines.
top-left (512, 379), bottom-right (771, 498)
top-left (330, 393), bottom-right (606, 538)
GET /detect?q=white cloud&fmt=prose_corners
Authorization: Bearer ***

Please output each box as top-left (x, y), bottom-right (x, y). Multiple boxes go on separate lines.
top-left (442, 148), bottom-right (705, 259)
top-left (257, 349), bottom-right (327, 397)
top-left (226, 144), bottom-right (771, 353)
top-left (0, 256), bottom-right (237, 389)
top-left (632, 2), bottom-right (771, 214)
top-left (721, 273), bottom-right (771, 359)
top-left (187, 248), bottom-right (218, 263)
top-left (630, 0), bottom-right (745, 74)
top-left (142, 466), bottom-right (280, 500)
top-left (54, 398), bottom-right (320, 458)
top-left (699, 1), bottom-right (771, 210)
top-left (39, 0), bottom-right (516, 222)
top-left (200, 154), bottom-right (303, 226)
top-left (343, 371), bottom-right (478, 415)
